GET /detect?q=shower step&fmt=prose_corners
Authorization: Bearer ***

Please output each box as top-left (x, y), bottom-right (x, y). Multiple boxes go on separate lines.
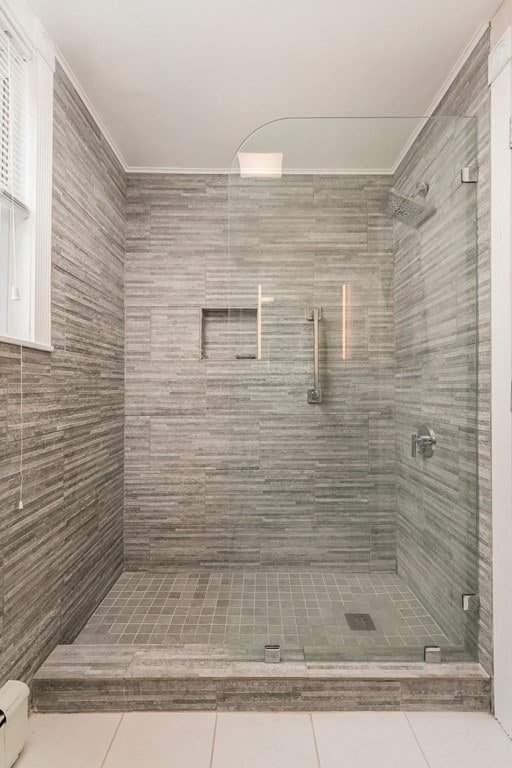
top-left (31, 645), bottom-right (491, 713)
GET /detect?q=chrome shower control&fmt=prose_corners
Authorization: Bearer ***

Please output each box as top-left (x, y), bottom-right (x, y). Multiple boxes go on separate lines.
top-left (411, 425), bottom-right (436, 458)
top-left (306, 307), bottom-right (322, 404)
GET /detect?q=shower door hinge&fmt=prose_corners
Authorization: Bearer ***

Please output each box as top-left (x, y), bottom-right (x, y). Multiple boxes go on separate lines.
top-left (462, 594), bottom-right (480, 612)
top-left (461, 166), bottom-right (479, 183)
top-left (264, 644), bottom-right (281, 663)
top-left (424, 646), bottom-right (442, 664)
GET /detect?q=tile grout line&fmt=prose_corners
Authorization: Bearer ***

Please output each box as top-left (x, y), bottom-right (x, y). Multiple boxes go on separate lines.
top-left (404, 713), bottom-right (433, 768)
top-left (209, 711), bottom-right (219, 768)
top-left (99, 713), bottom-right (125, 768)
top-left (309, 712), bottom-right (322, 768)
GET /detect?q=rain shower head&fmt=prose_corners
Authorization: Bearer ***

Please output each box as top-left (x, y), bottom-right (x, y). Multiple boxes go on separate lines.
top-left (385, 187), bottom-right (436, 227)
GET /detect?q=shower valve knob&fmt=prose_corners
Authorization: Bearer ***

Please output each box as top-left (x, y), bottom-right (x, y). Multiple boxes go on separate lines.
top-left (411, 426), bottom-right (436, 458)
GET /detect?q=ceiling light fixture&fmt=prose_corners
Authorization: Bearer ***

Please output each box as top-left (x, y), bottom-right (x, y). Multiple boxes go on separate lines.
top-left (237, 152), bottom-right (283, 178)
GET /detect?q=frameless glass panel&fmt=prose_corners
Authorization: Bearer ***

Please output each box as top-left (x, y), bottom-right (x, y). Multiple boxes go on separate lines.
top-left (225, 117), bottom-right (478, 664)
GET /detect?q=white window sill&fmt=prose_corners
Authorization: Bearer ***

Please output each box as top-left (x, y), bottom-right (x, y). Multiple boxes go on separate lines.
top-left (0, 334), bottom-right (54, 352)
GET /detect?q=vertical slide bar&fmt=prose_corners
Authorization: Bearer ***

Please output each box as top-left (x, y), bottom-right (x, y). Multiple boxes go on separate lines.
top-left (307, 306), bottom-right (322, 403)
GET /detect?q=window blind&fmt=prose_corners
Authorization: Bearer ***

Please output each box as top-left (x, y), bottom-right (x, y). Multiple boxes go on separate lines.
top-left (0, 27), bottom-right (29, 214)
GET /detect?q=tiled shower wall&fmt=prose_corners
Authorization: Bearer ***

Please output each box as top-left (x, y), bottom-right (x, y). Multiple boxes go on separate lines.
top-left (0, 63), bottom-right (125, 686)
top-left (125, 174), bottom-right (397, 571)
top-left (393, 117), bottom-right (479, 649)
top-left (394, 32), bottom-right (491, 666)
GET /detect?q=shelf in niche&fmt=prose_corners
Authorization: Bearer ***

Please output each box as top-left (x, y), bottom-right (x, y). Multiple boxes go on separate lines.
top-left (200, 307), bottom-right (258, 360)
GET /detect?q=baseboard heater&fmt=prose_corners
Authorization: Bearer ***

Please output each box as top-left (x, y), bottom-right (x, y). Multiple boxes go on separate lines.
top-left (0, 682), bottom-right (30, 768)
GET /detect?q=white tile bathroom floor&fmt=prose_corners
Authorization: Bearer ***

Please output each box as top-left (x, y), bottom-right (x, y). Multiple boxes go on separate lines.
top-left (16, 711), bottom-right (512, 768)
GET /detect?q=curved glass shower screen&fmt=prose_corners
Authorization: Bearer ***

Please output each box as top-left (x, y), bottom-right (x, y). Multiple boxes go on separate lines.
top-left (225, 117), bottom-right (478, 663)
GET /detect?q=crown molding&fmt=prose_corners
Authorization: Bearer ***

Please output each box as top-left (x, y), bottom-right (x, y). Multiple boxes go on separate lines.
top-left (390, 119), bottom-right (429, 176)
top-left (55, 47), bottom-right (128, 171)
top-left (281, 168), bottom-right (393, 175)
top-left (125, 166), bottom-right (230, 175)
top-left (391, 20), bottom-right (490, 174)
top-left (126, 166), bottom-right (394, 176)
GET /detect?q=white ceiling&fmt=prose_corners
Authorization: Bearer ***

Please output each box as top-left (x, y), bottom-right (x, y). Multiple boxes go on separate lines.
top-left (24, 0), bottom-right (503, 171)
top-left (238, 117), bottom-right (427, 173)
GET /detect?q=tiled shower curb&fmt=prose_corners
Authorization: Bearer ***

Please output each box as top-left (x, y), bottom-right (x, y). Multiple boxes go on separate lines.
top-left (31, 646), bottom-right (490, 712)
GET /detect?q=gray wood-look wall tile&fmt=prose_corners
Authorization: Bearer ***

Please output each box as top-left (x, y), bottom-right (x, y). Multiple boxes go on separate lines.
top-left (125, 173), bottom-right (397, 572)
top-left (0, 62), bottom-right (125, 687)
top-left (31, 645), bottom-right (490, 712)
top-left (394, 31), bottom-right (489, 666)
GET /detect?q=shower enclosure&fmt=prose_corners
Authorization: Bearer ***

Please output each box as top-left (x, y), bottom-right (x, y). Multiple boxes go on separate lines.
top-left (223, 117), bottom-right (479, 663)
top-left (73, 115), bottom-right (479, 674)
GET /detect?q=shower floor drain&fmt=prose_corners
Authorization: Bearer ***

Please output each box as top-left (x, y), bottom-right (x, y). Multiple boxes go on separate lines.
top-left (345, 613), bottom-right (376, 631)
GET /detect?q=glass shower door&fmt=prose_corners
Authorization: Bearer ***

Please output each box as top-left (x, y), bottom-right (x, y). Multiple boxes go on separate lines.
top-left (225, 117), bottom-right (479, 664)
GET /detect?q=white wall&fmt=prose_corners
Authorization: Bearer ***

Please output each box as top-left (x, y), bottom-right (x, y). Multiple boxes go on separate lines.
top-left (489, 20), bottom-right (512, 738)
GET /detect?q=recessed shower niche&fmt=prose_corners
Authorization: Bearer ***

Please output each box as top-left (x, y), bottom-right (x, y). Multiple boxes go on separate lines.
top-left (199, 306), bottom-right (258, 360)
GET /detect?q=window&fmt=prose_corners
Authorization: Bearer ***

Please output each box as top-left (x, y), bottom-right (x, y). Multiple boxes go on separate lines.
top-left (0, 1), bottom-right (54, 350)
top-left (0, 25), bottom-right (31, 341)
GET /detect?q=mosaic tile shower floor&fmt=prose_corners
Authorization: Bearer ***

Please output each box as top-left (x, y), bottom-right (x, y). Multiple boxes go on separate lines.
top-left (75, 571), bottom-right (454, 659)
